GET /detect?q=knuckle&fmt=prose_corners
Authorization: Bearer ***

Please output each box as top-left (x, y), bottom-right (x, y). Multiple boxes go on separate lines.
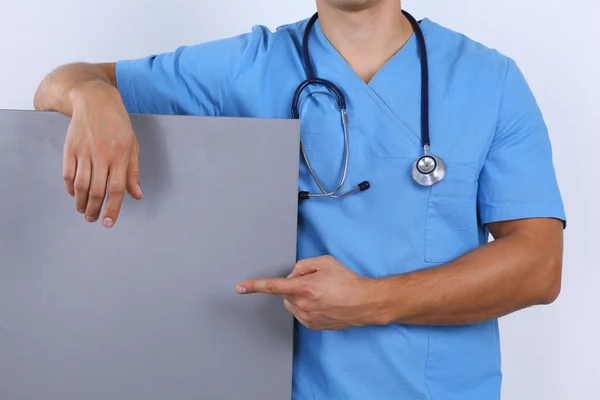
top-left (283, 299), bottom-right (293, 311)
top-left (92, 141), bottom-right (106, 155)
top-left (111, 143), bottom-right (126, 157)
top-left (73, 180), bottom-right (88, 191)
top-left (303, 317), bottom-right (316, 329)
top-left (92, 138), bottom-right (130, 160)
top-left (298, 283), bottom-right (317, 298)
top-left (295, 259), bottom-right (309, 268)
top-left (63, 139), bottom-right (74, 152)
top-left (88, 187), bottom-right (105, 200)
top-left (264, 283), bottom-right (273, 294)
top-left (109, 139), bottom-right (130, 158)
top-left (63, 136), bottom-right (78, 152)
top-left (297, 284), bottom-right (311, 297)
top-left (295, 300), bottom-right (313, 313)
top-left (264, 283), bottom-right (277, 295)
top-left (108, 182), bottom-right (125, 196)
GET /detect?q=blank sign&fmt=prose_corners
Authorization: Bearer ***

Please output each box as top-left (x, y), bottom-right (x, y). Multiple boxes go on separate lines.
top-left (0, 110), bottom-right (300, 400)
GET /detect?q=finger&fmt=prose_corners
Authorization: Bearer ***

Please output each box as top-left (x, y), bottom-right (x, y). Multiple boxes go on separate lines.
top-left (283, 299), bottom-right (309, 320)
top-left (236, 277), bottom-right (307, 295)
top-left (63, 151), bottom-right (77, 199)
top-left (73, 158), bottom-right (91, 215)
top-left (102, 163), bottom-right (127, 228)
top-left (125, 144), bottom-right (143, 200)
top-left (287, 259), bottom-right (320, 278)
top-left (85, 161), bottom-right (109, 223)
top-left (283, 300), bottom-right (333, 330)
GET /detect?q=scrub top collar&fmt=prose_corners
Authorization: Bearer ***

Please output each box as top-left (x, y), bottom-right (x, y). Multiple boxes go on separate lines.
top-left (310, 17), bottom-right (434, 90)
top-left (306, 17), bottom-right (436, 149)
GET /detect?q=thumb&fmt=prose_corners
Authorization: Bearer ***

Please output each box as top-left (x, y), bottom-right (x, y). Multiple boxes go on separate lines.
top-left (126, 145), bottom-right (143, 200)
top-left (287, 259), bottom-right (319, 279)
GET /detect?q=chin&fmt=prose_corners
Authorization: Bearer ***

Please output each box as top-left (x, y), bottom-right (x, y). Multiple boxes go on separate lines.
top-left (321, 0), bottom-right (385, 12)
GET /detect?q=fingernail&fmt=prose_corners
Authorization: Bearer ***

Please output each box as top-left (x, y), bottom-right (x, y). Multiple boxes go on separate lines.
top-left (103, 217), bottom-right (113, 228)
top-left (236, 286), bottom-right (246, 294)
top-left (78, 209), bottom-right (85, 214)
top-left (286, 272), bottom-right (293, 278)
top-left (85, 215), bottom-right (97, 223)
top-left (137, 184), bottom-right (143, 198)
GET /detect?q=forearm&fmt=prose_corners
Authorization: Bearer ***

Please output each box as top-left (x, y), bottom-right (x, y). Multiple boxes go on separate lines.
top-left (371, 221), bottom-right (563, 326)
top-left (33, 62), bottom-right (116, 115)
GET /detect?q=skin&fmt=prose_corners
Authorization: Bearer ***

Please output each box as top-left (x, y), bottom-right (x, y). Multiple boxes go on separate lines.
top-left (237, 218), bottom-right (563, 328)
top-left (34, 0), bottom-right (564, 329)
top-left (34, 64), bottom-right (141, 227)
top-left (316, 0), bottom-right (415, 82)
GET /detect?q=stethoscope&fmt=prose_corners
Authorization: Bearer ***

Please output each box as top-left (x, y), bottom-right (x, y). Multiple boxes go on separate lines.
top-left (293, 10), bottom-right (446, 202)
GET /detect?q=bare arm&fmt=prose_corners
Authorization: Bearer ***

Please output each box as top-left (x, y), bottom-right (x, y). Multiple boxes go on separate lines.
top-left (33, 62), bottom-right (142, 227)
top-left (34, 62), bottom-right (117, 115)
top-left (373, 217), bottom-right (563, 326)
top-left (236, 217), bottom-right (563, 330)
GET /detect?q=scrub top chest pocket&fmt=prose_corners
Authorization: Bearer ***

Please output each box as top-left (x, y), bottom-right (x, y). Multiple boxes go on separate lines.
top-left (424, 163), bottom-right (481, 264)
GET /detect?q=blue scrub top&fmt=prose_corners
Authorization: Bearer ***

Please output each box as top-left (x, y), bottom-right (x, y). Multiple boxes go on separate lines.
top-left (115, 16), bottom-right (566, 400)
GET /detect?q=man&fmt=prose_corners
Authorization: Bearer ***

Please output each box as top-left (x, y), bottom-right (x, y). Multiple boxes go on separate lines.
top-left (34, 0), bottom-right (566, 399)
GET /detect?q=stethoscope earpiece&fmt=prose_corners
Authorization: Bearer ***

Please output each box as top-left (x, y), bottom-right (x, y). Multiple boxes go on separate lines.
top-left (298, 180), bottom-right (370, 202)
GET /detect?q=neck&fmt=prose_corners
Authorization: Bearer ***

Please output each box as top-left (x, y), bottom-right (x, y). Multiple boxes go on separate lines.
top-left (315, 1), bottom-right (414, 83)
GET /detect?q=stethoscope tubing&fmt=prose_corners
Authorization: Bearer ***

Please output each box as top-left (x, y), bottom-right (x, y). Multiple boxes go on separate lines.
top-left (294, 10), bottom-right (443, 201)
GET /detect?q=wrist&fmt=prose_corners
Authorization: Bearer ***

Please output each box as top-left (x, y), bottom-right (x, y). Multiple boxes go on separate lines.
top-left (69, 80), bottom-right (120, 113)
top-left (359, 277), bottom-right (404, 326)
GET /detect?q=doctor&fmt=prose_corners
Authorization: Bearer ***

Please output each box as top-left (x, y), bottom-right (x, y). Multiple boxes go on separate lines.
top-left (34, 0), bottom-right (566, 399)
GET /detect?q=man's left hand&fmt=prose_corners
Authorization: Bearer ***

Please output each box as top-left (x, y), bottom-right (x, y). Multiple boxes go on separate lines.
top-left (236, 256), bottom-right (384, 330)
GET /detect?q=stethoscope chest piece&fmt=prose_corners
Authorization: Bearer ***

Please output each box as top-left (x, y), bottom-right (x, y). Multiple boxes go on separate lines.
top-left (411, 145), bottom-right (446, 186)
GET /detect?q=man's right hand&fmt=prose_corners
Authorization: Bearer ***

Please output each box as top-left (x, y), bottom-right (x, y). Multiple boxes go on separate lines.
top-left (64, 81), bottom-right (143, 228)
top-left (34, 62), bottom-right (143, 228)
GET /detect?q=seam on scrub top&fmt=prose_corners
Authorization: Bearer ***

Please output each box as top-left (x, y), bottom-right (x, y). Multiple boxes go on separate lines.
top-left (219, 62), bottom-right (247, 116)
top-left (423, 184), bottom-right (433, 263)
top-left (363, 20), bottom-right (434, 150)
top-left (364, 88), bottom-right (422, 148)
top-left (424, 326), bottom-right (433, 400)
top-left (486, 56), bottom-right (512, 155)
top-left (220, 30), bottom-right (266, 115)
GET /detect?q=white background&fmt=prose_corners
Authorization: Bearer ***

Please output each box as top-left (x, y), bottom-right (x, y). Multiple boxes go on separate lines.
top-left (1, 0), bottom-right (597, 398)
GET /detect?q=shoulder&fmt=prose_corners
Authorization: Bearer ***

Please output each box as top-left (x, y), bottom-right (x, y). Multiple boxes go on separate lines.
top-left (182, 18), bottom-right (307, 80)
top-left (422, 18), bottom-right (512, 90)
top-left (420, 19), bottom-right (547, 162)
top-left (149, 18), bottom-right (307, 74)
top-left (422, 18), bottom-right (540, 127)
top-left (208, 18), bottom-right (307, 59)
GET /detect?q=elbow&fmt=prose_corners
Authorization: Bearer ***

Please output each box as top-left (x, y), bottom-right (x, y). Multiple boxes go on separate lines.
top-left (33, 89), bottom-right (43, 111)
top-left (33, 79), bottom-right (49, 111)
top-left (536, 257), bottom-right (563, 305)
top-left (538, 279), bottom-right (561, 305)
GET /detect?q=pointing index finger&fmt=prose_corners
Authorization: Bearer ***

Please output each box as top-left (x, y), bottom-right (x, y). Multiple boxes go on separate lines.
top-left (236, 277), bottom-right (304, 295)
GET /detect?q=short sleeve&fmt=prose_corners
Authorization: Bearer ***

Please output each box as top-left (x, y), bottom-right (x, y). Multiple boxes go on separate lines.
top-left (114, 26), bottom-right (266, 116)
top-left (477, 58), bottom-right (566, 227)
